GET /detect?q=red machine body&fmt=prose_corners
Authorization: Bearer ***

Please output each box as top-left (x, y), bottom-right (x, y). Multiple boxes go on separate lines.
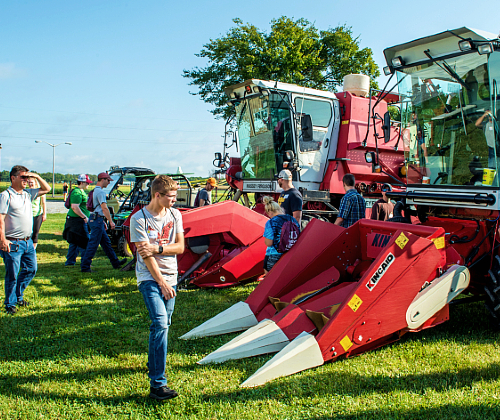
top-left (185, 217), bottom-right (476, 386)
top-left (177, 201), bottom-right (268, 288)
top-left (321, 92), bottom-right (404, 197)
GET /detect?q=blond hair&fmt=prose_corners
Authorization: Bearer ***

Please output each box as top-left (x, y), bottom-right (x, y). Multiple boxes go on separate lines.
top-left (263, 196), bottom-right (283, 214)
top-left (29, 178), bottom-right (40, 188)
top-left (151, 175), bottom-right (178, 196)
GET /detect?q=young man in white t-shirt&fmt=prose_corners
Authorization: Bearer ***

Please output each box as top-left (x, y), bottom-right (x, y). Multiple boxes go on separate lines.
top-left (130, 175), bottom-right (184, 401)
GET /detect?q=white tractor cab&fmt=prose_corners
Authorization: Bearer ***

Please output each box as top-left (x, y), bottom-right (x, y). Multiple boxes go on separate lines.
top-left (383, 27), bottom-right (500, 215)
top-left (227, 80), bottom-right (338, 188)
top-left (220, 78), bottom-right (405, 219)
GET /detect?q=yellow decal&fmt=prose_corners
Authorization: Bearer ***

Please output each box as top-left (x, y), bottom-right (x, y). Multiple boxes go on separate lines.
top-left (340, 335), bottom-right (353, 352)
top-left (342, 120), bottom-right (349, 125)
top-left (347, 294), bottom-right (363, 312)
top-left (432, 237), bottom-right (445, 249)
top-left (395, 232), bottom-right (409, 249)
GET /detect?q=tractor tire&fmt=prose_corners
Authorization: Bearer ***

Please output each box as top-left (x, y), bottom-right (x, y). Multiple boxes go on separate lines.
top-left (484, 255), bottom-right (500, 329)
top-left (301, 213), bottom-right (328, 231)
top-left (118, 235), bottom-right (133, 258)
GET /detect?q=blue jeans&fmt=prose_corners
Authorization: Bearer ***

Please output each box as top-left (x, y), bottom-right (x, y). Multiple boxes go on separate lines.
top-left (139, 280), bottom-right (177, 388)
top-left (65, 222), bottom-right (89, 266)
top-left (0, 238), bottom-right (37, 308)
top-left (81, 216), bottom-right (120, 271)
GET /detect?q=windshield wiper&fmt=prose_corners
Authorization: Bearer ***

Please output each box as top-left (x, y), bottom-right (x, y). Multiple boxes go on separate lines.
top-left (237, 101), bottom-right (247, 126)
top-left (423, 49), bottom-right (468, 90)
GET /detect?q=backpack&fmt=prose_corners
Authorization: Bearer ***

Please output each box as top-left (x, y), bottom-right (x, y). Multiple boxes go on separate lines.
top-left (86, 189), bottom-right (95, 212)
top-left (64, 189), bottom-right (74, 209)
top-left (270, 214), bottom-right (300, 253)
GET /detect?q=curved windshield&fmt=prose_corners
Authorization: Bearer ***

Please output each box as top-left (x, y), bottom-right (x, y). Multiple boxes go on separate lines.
top-left (235, 93), bottom-right (293, 179)
top-left (102, 173), bottom-right (122, 194)
top-left (398, 50), bottom-right (500, 187)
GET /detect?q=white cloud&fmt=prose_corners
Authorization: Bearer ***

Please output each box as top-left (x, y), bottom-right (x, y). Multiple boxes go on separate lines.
top-left (0, 63), bottom-right (25, 79)
top-left (127, 99), bottom-right (144, 108)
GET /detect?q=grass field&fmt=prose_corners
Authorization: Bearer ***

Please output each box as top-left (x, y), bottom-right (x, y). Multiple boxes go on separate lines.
top-left (0, 214), bottom-right (499, 419)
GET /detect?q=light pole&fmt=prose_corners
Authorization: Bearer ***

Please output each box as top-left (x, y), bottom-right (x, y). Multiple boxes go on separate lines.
top-left (35, 141), bottom-right (72, 198)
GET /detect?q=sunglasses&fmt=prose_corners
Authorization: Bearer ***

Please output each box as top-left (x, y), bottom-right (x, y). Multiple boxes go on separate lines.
top-left (19, 175), bottom-right (30, 180)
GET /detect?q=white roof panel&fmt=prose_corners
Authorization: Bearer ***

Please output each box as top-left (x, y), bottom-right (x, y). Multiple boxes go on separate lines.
top-left (384, 27), bottom-right (498, 68)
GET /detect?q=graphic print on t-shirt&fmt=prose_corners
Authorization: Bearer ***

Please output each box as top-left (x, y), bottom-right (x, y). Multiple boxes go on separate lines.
top-left (144, 210), bottom-right (174, 246)
top-left (159, 221), bottom-right (174, 245)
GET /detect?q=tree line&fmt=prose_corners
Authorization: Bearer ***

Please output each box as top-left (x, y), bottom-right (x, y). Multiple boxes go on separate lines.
top-left (0, 170), bottom-right (98, 183)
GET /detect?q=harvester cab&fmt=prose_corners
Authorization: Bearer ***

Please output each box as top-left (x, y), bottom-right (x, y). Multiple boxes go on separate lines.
top-left (383, 27), bottom-right (500, 210)
top-left (222, 77), bottom-right (406, 218)
top-left (181, 27), bottom-right (500, 387)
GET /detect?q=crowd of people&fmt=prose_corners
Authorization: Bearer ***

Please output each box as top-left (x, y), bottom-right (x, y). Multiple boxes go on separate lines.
top-left (0, 163), bottom-right (394, 401)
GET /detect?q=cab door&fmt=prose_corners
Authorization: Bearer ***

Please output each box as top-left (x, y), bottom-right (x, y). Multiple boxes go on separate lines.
top-left (293, 96), bottom-right (335, 184)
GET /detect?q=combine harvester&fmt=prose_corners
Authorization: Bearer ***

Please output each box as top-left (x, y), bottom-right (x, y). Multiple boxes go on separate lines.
top-left (181, 27), bottom-right (500, 386)
top-left (178, 64), bottom-right (407, 287)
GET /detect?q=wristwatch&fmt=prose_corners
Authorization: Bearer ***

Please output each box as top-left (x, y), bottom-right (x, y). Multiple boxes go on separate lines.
top-left (158, 245), bottom-right (163, 255)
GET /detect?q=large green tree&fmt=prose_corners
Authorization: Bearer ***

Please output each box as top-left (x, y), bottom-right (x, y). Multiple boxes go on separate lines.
top-left (183, 17), bottom-right (380, 119)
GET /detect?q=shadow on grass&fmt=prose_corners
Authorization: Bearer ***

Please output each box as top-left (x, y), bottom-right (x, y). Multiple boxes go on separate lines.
top-left (0, 259), bottom-right (252, 364)
top-left (0, 258), bottom-right (148, 361)
top-left (173, 300), bottom-right (500, 404)
top-left (0, 299), bottom-right (148, 361)
top-left (204, 362), bottom-right (500, 400)
top-left (0, 366), bottom-right (148, 404)
top-left (29, 232), bottom-right (69, 257)
top-left (301, 403), bottom-right (500, 420)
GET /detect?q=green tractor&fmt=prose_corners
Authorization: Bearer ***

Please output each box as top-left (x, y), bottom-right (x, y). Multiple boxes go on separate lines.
top-left (104, 167), bottom-right (199, 257)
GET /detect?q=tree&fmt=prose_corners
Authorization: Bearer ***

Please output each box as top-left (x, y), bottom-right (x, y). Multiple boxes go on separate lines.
top-left (183, 17), bottom-right (380, 120)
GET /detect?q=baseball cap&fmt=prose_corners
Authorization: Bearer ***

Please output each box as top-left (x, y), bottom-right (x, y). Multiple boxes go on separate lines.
top-left (77, 174), bottom-right (93, 184)
top-left (207, 177), bottom-right (217, 186)
top-left (278, 169), bottom-right (292, 180)
top-left (98, 172), bottom-right (113, 181)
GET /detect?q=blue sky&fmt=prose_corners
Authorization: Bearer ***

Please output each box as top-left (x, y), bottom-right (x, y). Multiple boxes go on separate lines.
top-left (1, 0), bottom-right (499, 177)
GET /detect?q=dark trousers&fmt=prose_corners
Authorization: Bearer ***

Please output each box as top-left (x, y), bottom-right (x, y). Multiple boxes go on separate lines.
top-left (81, 216), bottom-right (120, 271)
top-left (32, 215), bottom-right (43, 244)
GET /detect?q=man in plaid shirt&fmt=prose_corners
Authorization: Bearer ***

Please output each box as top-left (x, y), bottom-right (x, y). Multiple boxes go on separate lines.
top-left (334, 174), bottom-right (366, 228)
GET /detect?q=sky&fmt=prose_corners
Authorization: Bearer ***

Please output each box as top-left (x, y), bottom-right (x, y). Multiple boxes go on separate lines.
top-left (1, 0), bottom-right (499, 178)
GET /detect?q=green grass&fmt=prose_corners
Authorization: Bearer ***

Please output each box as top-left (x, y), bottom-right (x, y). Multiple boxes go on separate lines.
top-left (0, 214), bottom-right (499, 419)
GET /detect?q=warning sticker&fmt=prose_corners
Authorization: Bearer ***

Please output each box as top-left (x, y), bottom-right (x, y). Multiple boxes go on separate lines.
top-left (342, 120), bottom-right (349, 125)
top-left (348, 294), bottom-right (363, 312)
top-left (432, 237), bottom-right (445, 249)
top-left (340, 335), bottom-right (353, 352)
top-left (395, 232), bottom-right (409, 249)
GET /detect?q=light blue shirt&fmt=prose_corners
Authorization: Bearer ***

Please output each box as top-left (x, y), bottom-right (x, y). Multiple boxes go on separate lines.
top-left (92, 186), bottom-right (107, 216)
